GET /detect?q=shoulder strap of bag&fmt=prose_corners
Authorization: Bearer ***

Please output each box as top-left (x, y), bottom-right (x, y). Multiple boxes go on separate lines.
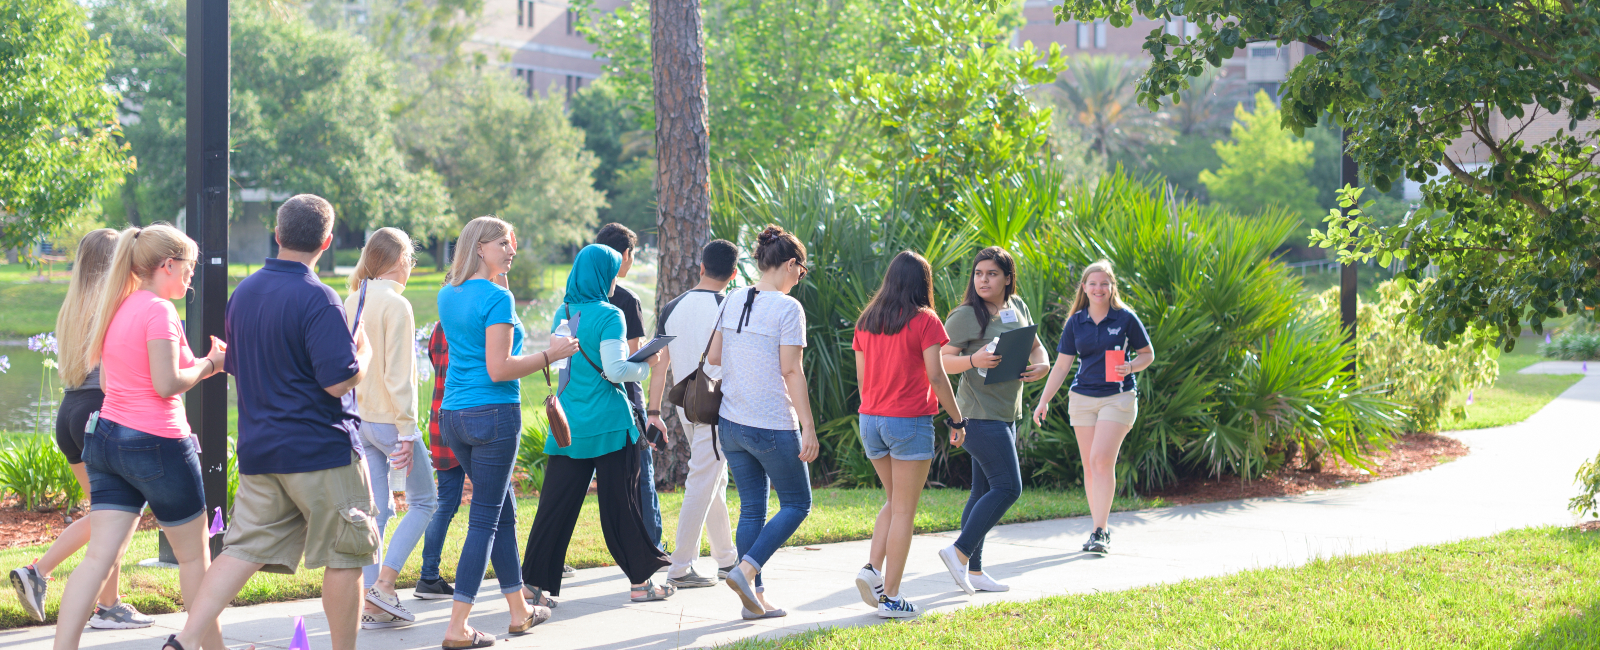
top-left (697, 293), bottom-right (736, 364)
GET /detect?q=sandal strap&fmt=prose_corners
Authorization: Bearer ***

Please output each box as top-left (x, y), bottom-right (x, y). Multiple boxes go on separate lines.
top-left (163, 635), bottom-right (186, 650)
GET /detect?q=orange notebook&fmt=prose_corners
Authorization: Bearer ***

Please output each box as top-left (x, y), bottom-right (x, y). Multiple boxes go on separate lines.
top-left (1105, 349), bottom-right (1126, 383)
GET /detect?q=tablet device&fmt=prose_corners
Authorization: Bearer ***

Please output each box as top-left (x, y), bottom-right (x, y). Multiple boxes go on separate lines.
top-left (983, 325), bottom-right (1039, 385)
top-left (351, 279), bottom-right (368, 333)
top-left (627, 335), bottom-right (676, 363)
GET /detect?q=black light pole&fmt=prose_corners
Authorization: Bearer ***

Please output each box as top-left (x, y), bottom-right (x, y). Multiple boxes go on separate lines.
top-left (183, 0), bottom-right (230, 558)
top-left (1340, 126), bottom-right (1359, 372)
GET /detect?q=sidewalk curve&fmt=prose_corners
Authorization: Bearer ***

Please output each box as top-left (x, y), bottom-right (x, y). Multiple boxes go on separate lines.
top-left (17, 375), bottom-right (1599, 650)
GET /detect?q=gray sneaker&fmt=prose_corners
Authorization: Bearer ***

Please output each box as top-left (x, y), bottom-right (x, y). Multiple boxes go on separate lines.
top-left (562, 565), bottom-right (577, 579)
top-left (88, 600), bottom-right (155, 629)
top-left (10, 565), bottom-right (47, 622)
top-left (666, 567), bottom-right (717, 589)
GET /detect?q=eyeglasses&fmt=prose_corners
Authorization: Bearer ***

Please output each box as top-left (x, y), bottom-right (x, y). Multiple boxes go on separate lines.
top-left (795, 260), bottom-right (809, 280)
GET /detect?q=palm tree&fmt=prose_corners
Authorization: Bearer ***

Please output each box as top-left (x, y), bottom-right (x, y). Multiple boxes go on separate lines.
top-left (1039, 55), bottom-right (1170, 158)
top-left (1163, 65), bottom-right (1244, 136)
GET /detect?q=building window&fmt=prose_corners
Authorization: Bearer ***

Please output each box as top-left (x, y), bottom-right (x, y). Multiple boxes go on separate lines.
top-left (1185, 21), bottom-right (1200, 39)
top-left (1251, 45), bottom-right (1280, 58)
top-left (1165, 17), bottom-right (1183, 37)
top-left (517, 0), bottom-right (524, 27)
top-left (1076, 22), bottom-right (1090, 49)
top-left (565, 75), bottom-right (575, 100)
top-left (566, 8), bottom-right (575, 35)
top-left (1094, 20), bottom-right (1107, 48)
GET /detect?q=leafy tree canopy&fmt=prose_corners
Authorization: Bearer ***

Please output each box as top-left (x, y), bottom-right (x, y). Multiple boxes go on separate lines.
top-left (1058, 0), bottom-right (1600, 347)
top-left (1199, 90), bottom-right (1322, 225)
top-left (0, 0), bottom-right (132, 253)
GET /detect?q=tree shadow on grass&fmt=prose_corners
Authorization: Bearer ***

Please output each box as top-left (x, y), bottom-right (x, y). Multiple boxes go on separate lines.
top-left (1507, 598), bottom-right (1600, 649)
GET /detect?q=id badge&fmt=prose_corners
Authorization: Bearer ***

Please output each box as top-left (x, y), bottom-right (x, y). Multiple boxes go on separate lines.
top-left (999, 309), bottom-right (1018, 324)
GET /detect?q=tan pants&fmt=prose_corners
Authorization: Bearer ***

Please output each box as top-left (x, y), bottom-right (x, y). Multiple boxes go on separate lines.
top-left (221, 452), bottom-right (380, 574)
top-left (1067, 390), bottom-right (1138, 427)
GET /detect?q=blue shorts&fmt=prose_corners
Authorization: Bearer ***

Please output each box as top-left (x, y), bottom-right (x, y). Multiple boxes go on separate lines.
top-left (858, 414), bottom-right (935, 461)
top-left (83, 418), bottom-right (207, 527)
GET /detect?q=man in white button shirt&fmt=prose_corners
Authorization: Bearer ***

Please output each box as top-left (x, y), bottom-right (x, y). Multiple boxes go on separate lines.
top-left (647, 239), bottom-right (740, 588)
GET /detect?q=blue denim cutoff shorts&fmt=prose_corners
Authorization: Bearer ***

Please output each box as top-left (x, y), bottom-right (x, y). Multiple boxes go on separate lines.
top-left (83, 418), bottom-right (207, 526)
top-left (858, 414), bottom-right (935, 461)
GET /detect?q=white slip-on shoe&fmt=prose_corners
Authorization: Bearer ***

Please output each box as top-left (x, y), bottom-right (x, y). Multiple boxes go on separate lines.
top-left (969, 571), bottom-right (1010, 592)
top-left (938, 545), bottom-right (975, 595)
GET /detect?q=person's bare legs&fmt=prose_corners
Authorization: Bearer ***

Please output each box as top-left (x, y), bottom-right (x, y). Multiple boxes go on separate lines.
top-left (173, 554), bottom-right (264, 650)
top-left (1075, 421), bottom-right (1132, 528)
top-left (51, 510), bottom-right (138, 650)
top-left (320, 568), bottom-right (363, 650)
top-left (160, 516), bottom-right (227, 650)
top-left (868, 456), bottom-right (931, 598)
top-left (35, 464), bottom-right (123, 607)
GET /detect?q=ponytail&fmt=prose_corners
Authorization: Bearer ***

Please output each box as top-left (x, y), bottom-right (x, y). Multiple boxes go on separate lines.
top-left (87, 225), bottom-right (198, 366)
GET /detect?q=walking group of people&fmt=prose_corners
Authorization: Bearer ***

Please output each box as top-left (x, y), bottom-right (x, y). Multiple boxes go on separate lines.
top-left (24, 192), bottom-right (1153, 649)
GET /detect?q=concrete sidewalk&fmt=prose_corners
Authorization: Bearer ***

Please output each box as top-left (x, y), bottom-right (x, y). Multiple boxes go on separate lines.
top-left (17, 375), bottom-right (1599, 650)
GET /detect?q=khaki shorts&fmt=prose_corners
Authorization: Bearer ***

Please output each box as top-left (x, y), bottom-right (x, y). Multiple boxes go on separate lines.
top-left (1067, 390), bottom-right (1138, 427)
top-left (221, 452), bottom-right (380, 574)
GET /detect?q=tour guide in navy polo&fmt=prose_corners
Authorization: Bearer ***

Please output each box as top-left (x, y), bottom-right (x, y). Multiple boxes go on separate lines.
top-left (165, 194), bottom-right (378, 650)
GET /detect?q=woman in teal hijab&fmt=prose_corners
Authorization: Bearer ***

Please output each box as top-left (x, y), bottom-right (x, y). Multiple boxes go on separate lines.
top-left (521, 244), bottom-right (674, 604)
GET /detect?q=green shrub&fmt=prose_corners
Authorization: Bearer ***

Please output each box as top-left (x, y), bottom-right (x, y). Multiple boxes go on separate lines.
top-left (517, 417), bottom-right (549, 494)
top-left (0, 435), bottom-right (81, 511)
top-left (1572, 450), bottom-right (1600, 519)
top-left (1311, 280), bottom-right (1498, 433)
top-left (1542, 331), bottom-right (1600, 360)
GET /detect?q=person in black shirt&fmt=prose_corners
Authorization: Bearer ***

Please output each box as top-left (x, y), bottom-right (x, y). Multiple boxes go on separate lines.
top-left (596, 224), bottom-right (664, 548)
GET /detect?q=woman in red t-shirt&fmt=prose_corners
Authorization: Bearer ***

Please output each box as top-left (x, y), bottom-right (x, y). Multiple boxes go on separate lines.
top-left (849, 251), bottom-right (965, 619)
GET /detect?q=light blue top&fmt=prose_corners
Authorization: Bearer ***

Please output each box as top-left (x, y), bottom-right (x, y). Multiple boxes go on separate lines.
top-left (438, 279), bottom-right (524, 410)
top-left (548, 245), bottom-right (650, 459)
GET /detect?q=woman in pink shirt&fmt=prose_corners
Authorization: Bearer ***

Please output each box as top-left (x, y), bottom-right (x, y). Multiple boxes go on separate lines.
top-left (53, 225), bottom-right (227, 650)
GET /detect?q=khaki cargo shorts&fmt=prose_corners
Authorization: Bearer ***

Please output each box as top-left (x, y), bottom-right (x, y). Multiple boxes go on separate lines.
top-left (221, 452), bottom-right (380, 574)
top-left (1067, 390), bottom-right (1138, 427)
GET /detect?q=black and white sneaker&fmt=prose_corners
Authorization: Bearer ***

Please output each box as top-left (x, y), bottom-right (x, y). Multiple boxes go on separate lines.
top-left (854, 564), bottom-right (885, 607)
top-left (877, 595), bottom-right (921, 619)
top-left (717, 564), bottom-right (736, 580)
top-left (1085, 528), bottom-right (1110, 555)
top-left (361, 610), bottom-right (412, 630)
top-left (562, 565), bottom-right (577, 579)
top-left (413, 577), bottom-right (455, 600)
top-left (10, 565), bottom-right (47, 622)
top-left (666, 567), bottom-right (717, 589)
top-left (365, 587), bottom-right (416, 621)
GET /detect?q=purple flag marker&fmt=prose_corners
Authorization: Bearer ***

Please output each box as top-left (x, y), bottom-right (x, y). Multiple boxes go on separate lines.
top-left (1584, 361), bottom-right (1589, 374)
top-left (1546, 333), bottom-right (1552, 344)
top-left (208, 507), bottom-right (225, 537)
top-left (1465, 390), bottom-right (1474, 405)
top-left (290, 616), bottom-right (310, 650)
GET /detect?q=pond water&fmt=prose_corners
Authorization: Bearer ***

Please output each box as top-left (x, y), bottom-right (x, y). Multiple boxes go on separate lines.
top-left (0, 344), bottom-right (61, 434)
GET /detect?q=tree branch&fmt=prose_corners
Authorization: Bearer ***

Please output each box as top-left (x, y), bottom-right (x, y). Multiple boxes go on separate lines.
top-left (1439, 155), bottom-right (1555, 219)
top-left (1464, 21), bottom-right (1600, 90)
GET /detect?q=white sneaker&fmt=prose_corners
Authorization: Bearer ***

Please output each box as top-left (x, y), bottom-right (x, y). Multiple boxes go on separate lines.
top-left (937, 545), bottom-right (974, 595)
top-left (361, 610), bottom-right (412, 629)
top-left (853, 564), bottom-right (884, 607)
top-left (877, 595), bottom-right (921, 619)
top-left (969, 572), bottom-right (1010, 592)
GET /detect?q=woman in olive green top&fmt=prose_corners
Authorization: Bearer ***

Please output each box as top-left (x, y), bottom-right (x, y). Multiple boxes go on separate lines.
top-left (935, 247), bottom-right (1049, 593)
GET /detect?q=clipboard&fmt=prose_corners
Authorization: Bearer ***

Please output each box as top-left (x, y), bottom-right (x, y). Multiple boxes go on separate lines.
top-left (983, 325), bottom-right (1039, 385)
top-left (627, 335), bottom-right (675, 363)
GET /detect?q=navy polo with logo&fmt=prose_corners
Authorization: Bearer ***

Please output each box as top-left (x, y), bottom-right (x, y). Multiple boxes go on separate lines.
top-left (1056, 307), bottom-right (1151, 397)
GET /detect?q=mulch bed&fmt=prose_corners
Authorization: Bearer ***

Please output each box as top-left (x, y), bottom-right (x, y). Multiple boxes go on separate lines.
top-left (1145, 432), bottom-right (1470, 506)
top-left (0, 433), bottom-right (1471, 549)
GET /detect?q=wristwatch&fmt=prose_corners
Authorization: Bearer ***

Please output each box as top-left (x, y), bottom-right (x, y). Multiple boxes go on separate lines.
top-left (945, 418), bottom-right (968, 430)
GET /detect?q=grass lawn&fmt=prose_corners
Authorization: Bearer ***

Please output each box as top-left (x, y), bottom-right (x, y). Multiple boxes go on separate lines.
top-left (0, 486), bottom-right (1149, 629)
top-left (1445, 345), bottom-right (1584, 431)
top-left (726, 525), bottom-right (1600, 649)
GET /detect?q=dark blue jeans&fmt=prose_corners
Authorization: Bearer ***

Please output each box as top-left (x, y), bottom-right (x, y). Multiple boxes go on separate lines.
top-left (83, 419), bottom-right (206, 526)
top-left (420, 464), bottom-right (466, 582)
top-left (719, 417), bottom-right (811, 588)
top-left (953, 419), bottom-right (1022, 572)
top-left (639, 442), bottom-right (662, 547)
top-left (439, 403), bottom-right (524, 604)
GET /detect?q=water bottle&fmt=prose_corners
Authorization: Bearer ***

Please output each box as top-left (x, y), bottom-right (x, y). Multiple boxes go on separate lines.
top-left (387, 456), bottom-right (407, 492)
top-left (551, 319), bottom-right (571, 371)
top-left (975, 337), bottom-right (999, 377)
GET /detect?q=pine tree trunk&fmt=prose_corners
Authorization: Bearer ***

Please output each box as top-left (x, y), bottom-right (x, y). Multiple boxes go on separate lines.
top-left (650, 0), bottom-right (710, 489)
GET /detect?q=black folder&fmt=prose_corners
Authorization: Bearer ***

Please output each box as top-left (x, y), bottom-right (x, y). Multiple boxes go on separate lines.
top-left (983, 325), bottom-right (1039, 385)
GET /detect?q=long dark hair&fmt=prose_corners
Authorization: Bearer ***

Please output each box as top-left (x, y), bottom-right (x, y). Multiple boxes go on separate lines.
top-left (960, 246), bottom-right (1017, 339)
top-left (856, 251), bottom-right (935, 336)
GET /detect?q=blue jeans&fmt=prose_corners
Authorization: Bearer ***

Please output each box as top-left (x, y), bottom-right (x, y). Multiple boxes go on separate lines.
top-left (953, 419), bottom-right (1022, 572)
top-left (83, 418), bottom-right (206, 526)
top-left (420, 464), bottom-right (466, 582)
top-left (361, 433), bottom-right (439, 588)
top-left (439, 403), bottom-right (524, 604)
top-left (719, 417), bottom-right (811, 588)
top-left (639, 442), bottom-right (662, 547)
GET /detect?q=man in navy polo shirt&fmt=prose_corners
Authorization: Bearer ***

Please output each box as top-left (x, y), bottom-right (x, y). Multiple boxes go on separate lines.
top-left (171, 194), bottom-right (377, 650)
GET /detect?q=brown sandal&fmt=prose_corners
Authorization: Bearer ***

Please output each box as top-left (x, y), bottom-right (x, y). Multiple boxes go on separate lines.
top-left (441, 629), bottom-right (495, 649)
top-left (507, 605), bottom-right (551, 635)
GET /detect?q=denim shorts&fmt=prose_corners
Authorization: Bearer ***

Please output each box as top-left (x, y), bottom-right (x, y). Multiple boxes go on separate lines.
top-left (858, 414), bottom-right (935, 461)
top-left (83, 418), bottom-right (206, 526)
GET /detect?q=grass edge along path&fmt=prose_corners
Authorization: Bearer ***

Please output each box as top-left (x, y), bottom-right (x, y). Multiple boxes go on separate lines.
top-left (725, 525), bottom-right (1600, 649)
top-left (0, 486), bottom-right (1149, 629)
top-left (1447, 347), bottom-right (1584, 431)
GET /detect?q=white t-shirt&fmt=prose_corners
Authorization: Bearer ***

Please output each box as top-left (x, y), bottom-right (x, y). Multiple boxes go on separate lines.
top-left (716, 287), bottom-right (806, 431)
top-left (655, 288), bottom-right (725, 385)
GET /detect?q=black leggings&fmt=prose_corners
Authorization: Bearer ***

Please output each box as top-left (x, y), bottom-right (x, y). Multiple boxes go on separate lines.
top-left (522, 438), bottom-right (669, 595)
top-left (54, 389), bottom-right (104, 465)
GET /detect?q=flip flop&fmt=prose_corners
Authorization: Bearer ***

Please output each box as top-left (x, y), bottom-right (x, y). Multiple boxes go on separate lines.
top-left (741, 607), bottom-right (787, 620)
top-left (441, 629), bottom-right (495, 649)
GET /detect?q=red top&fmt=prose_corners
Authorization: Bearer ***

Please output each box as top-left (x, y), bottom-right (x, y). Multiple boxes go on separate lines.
top-left (427, 325), bottom-right (459, 471)
top-left (852, 310), bottom-right (949, 417)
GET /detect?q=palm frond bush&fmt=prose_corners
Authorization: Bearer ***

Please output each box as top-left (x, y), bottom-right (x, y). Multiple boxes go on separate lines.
top-left (0, 435), bottom-right (82, 511)
top-left (712, 159), bottom-right (1404, 491)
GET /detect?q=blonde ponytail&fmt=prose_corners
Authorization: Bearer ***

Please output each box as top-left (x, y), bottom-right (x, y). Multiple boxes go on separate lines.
top-left (87, 225), bottom-right (198, 367)
top-left (57, 229), bottom-right (120, 388)
top-left (349, 227), bottom-right (414, 292)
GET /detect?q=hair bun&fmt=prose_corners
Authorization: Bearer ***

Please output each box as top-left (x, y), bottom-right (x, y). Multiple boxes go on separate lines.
top-left (757, 225), bottom-right (785, 247)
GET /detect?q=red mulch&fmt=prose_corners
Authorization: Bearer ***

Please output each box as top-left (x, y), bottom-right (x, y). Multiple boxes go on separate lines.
top-left (1578, 521), bottom-right (1600, 533)
top-left (1145, 432), bottom-right (1470, 506)
top-left (0, 433), bottom-right (1471, 549)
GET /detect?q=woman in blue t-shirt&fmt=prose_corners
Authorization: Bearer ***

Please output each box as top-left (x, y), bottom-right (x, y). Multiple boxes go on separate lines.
top-left (1031, 259), bottom-right (1154, 556)
top-left (436, 216), bottom-right (578, 648)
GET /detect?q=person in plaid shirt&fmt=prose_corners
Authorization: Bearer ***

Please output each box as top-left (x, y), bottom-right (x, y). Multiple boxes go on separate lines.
top-left (414, 324), bottom-right (462, 598)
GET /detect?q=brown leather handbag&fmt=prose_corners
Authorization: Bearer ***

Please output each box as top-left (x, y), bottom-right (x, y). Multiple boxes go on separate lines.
top-left (543, 364), bottom-right (571, 448)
